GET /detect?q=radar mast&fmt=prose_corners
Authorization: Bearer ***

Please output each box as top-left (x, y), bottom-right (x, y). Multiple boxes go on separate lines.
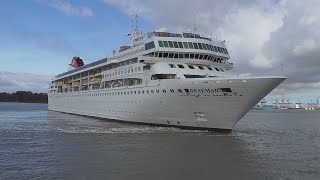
top-left (131, 14), bottom-right (144, 46)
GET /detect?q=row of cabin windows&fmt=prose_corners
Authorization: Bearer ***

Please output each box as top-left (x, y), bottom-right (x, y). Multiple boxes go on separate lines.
top-left (103, 67), bottom-right (142, 78)
top-left (53, 88), bottom-right (232, 97)
top-left (158, 40), bottom-right (228, 55)
top-left (149, 52), bottom-right (226, 63)
top-left (169, 64), bottom-right (225, 72)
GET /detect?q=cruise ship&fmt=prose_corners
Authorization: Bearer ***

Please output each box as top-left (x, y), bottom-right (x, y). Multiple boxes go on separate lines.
top-left (48, 24), bottom-right (286, 132)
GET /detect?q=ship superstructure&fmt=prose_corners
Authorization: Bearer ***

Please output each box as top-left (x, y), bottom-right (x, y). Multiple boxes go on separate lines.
top-left (48, 27), bottom-right (285, 132)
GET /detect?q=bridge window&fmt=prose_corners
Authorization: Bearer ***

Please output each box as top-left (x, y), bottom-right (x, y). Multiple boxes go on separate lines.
top-left (169, 64), bottom-right (176, 68)
top-left (158, 41), bottom-right (164, 47)
top-left (195, 54), bottom-right (199, 59)
top-left (163, 41), bottom-right (169, 47)
top-left (168, 41), bottom-right (174, 48)
top-left (207, 67), bottom-right (213, 71)
top-left (206, 44), bottom-right (210, 50)
top-left (203, 55), bottom-right (208, 59)
top-left (214, 67), bottom-right (220, 71)
top-left (190, 54), bottom-right (195, 59)
top-left (179, 54), bottom-right (183, 58)
top-left (173, 41), bottom-right (179, 48)
top-left (178, 42), bottom-right (183, 48)
top-left (198, 66), bottom-right (204, 70)
top-left (169, 53), bottom-right (174, 58)
top-left (183, 42), bottom-right (189, 48)
top-left (174, 54), bottom-right (178, 58)
top-left (213, 46), bottom-right (218, 52)
top-left (198, 43), bottom-right (203, 49)
top-left (145, 41), bottom-right (155, 50)
top-left (185, 54), bottom-right (190, 58)
top-left (188, 42), bottom-right (194, 49)
top-left (209, 44), bottom-right (213, 51)
top-left (193, 42), bottom-right (199, 49)
top-left (163, 53), bottom-right (168, 58)
top-left (202, 43), bottom-right (207, 50)
top-left (177, 64), bottom-right (184, 68)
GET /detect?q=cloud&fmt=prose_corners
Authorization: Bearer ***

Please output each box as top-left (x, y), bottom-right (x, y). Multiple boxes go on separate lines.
top-left (293, 39), bottom-right (317, 55)
top-left (250, 53), bottom-right (272, 68)
top-left (0, 71), bottom-right (51, 93)
top-left (38, 0), bottom-right (93, 16)
top-left (103, 0), bottom-right (320, 100)
top-left (102, 0), bottom-right (149, 16)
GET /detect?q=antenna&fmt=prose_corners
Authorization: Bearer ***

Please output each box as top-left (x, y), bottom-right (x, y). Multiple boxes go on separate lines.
top-left (192, 12), bottom-right (198, 37)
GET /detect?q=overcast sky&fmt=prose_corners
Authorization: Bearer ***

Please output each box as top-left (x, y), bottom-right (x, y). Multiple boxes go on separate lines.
top-left (0, 0), bottom-right (319, 103)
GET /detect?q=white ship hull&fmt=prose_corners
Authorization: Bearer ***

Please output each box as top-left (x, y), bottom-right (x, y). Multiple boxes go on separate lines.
top-left (48, 76), bottom-right (285, 132)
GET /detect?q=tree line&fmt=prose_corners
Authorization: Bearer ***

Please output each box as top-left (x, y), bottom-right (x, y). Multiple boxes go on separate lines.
top-left (0, 91), bottom-right (48, 103)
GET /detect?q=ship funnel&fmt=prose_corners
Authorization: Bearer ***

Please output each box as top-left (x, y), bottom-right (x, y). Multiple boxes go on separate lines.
top-left (69, 56), bottom-right (84, 68)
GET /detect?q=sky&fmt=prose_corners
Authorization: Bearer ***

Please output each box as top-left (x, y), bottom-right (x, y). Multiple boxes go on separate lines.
top-left (0, 0), bottom-right (319, 103)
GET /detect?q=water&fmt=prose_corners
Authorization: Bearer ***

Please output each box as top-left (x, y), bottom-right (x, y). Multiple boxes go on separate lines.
top-left (0, 102), bottom-right (320, 179)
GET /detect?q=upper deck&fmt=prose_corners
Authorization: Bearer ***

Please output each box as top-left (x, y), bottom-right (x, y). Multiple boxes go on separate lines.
top-left (53, 31), bottom-right (232, 81)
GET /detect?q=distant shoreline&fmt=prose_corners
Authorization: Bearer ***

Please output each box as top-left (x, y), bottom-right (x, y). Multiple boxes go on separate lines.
top-left (0, 91), bottom-right (48, 104)
top-left (0, 101), bottom-right (48, 104)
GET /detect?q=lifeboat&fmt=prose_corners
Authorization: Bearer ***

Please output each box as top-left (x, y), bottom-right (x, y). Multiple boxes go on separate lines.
top-left (90, 75), bottom-right (102, 83)
top-left (72, 81), bottom-right (80, 86)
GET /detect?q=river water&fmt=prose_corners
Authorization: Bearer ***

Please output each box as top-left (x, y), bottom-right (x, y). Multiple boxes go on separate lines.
top-left (0, 102), bottom-right (320, 179)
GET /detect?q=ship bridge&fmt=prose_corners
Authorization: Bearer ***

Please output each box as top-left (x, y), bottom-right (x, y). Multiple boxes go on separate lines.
top-left (140, 31), bottom-right (232, 70)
